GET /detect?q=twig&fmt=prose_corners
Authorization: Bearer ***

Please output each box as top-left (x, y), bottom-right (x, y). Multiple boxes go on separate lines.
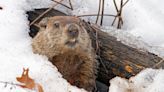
top-left (100, 0), bottom-right (105, 26)
top-left (112, 0), bottom-right (119, 27)
top-left (112, 0), bottom-right (129, 29)
top-left (0, 81), bottom-right (20, 87)
top-left (111, 17), bottom-right (117, 26)
top-left (153, 59), bottom-right (164, 68)
top-left (30, 0), bottom-right (64, 26)
top-left (113, 0), bottom-right (118, 12)
top-left (81, 21), bottom-right (108, 74)
top-left (91, 25), bottom-right (108, 74)
top-left (77, 14), bottom-right (116, 17)
top-left (68, 0), bottom-right (73, 10)
top-left (117, 0), bottom-right (123, 28)
top-left (34, 24), bottom-right (40, 28)
top-left (52, 0), bottom-right (73, 10)
top-left (123, 0), bottom-right (129, 7)
top-left (95, 0), bottom-right (102, 24)
top-left (95, 27), bottom-right (99, 53)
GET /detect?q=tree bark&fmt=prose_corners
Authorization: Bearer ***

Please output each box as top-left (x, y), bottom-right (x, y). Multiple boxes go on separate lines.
top-left (82, 22), bottom-right (163, 85)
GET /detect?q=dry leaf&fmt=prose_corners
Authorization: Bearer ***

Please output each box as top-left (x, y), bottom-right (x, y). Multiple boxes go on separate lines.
top-left (37, 84), bottom-right (44, 92)
top-left (16, 68), bottom-right (44, 92)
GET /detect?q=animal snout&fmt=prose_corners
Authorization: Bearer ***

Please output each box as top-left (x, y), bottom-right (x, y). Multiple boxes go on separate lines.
top-left (67, 24), bottom-right (79, 38)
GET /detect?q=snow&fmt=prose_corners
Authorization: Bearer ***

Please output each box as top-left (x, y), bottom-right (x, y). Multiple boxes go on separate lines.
top-left (102, 28), bottom-right (164, 57)
top-left (123, 0), bottom-right (164, 47)
top-left (60, 0), bottom-right (164, 57)
top-left (109, 68), bottom-right (164, 92)
top-left (0, 0), bottom-right (164, 92)
top-left (69, 0), bottom-right (164, 48)
top-left (0, 0), bottom-right (86, 92)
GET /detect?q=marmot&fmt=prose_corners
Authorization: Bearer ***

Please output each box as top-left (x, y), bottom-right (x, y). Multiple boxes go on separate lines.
top-left (32, 16), bottom-right (97, 91)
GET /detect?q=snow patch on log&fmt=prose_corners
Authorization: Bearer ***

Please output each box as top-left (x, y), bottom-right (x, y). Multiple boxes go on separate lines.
top-left (102, 27), bottom-right (164, 57)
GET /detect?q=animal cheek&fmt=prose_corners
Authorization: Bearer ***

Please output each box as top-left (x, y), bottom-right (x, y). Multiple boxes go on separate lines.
top-left (60, 33), bottom-right (67, 41)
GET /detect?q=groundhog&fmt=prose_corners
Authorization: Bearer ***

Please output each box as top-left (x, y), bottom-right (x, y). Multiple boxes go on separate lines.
top-left (32, 16), bottom-right (97, 91)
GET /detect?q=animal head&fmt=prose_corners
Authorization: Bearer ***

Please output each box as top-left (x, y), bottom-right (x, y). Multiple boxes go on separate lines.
top-left (38, 16), bottom-right (92, 54)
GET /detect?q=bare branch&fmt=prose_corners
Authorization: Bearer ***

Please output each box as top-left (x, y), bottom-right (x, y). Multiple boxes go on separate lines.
top-left (30, 0), bottom-right (64, 26)
top-left (0, 81), bottom-right (20, 87)
top-left (112, 0), bottom-right (129, 29)
top-left (52, 0), bottom-right (73, 10)
top-left (100, 0), bottom-right (105, 26)
top-left (113, 0), bottom-right (119, 12)
top-left (77, 14), bottom-right (116, 17)
top-left (96, 0), bottom-right (102, 24)
top-left (91, 25), bottom-right (108, 74)
top-left (153, 59), bottom-right (164, 68)
top-left (112, 17), bottom-right (117, 26)
top-left (123, 0), bottom-right (129, 7)
top-left (68, 0), bottom-right (73, 10)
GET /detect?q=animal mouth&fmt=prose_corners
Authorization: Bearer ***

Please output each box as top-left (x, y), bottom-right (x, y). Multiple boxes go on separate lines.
top-left (65, 39), bottom-right (78, 47)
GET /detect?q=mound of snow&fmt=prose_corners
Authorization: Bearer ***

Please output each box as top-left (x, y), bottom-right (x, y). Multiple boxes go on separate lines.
top-left (0, 0), bottom-right (86, 92)
top-left (109, 68), bottom-right (164, 92)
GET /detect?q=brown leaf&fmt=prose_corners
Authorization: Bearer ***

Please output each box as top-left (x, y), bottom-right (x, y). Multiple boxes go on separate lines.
top-left (37, 84), bottom-right (44, 92)
top-left (16, 68), bottom-right (44, 92)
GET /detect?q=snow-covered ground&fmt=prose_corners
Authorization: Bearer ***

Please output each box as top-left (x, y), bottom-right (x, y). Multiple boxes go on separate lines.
top-left (0, 0), bottom-right (164, 92)
top-left (0, 0), bottom-right (86, 92)
top-left (68, 0), bottom-right (164, 48)
top-left (109, 69), bottom-right (164, 92)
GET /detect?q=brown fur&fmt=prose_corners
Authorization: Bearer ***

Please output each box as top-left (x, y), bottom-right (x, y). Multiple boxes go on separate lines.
top-left (32, 16), bottom-right (97, 91)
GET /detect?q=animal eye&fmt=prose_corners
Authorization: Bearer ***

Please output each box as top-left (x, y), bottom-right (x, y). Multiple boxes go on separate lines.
top-left (54, 22), bottom-right (60, 28)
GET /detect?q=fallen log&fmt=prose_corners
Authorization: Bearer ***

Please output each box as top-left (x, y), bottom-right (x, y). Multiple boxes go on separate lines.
top-left (27, 8), bottom-right (163, 89)
top-left (82, 22), bottom-right (163, 85)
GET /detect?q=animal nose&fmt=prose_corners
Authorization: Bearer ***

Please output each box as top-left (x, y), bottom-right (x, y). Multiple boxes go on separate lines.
top-left (67, 24), bottom-right (79, 38)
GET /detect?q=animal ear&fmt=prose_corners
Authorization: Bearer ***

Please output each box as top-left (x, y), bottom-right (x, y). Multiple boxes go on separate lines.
top-left (39, 17), bottom-right (49, 29)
